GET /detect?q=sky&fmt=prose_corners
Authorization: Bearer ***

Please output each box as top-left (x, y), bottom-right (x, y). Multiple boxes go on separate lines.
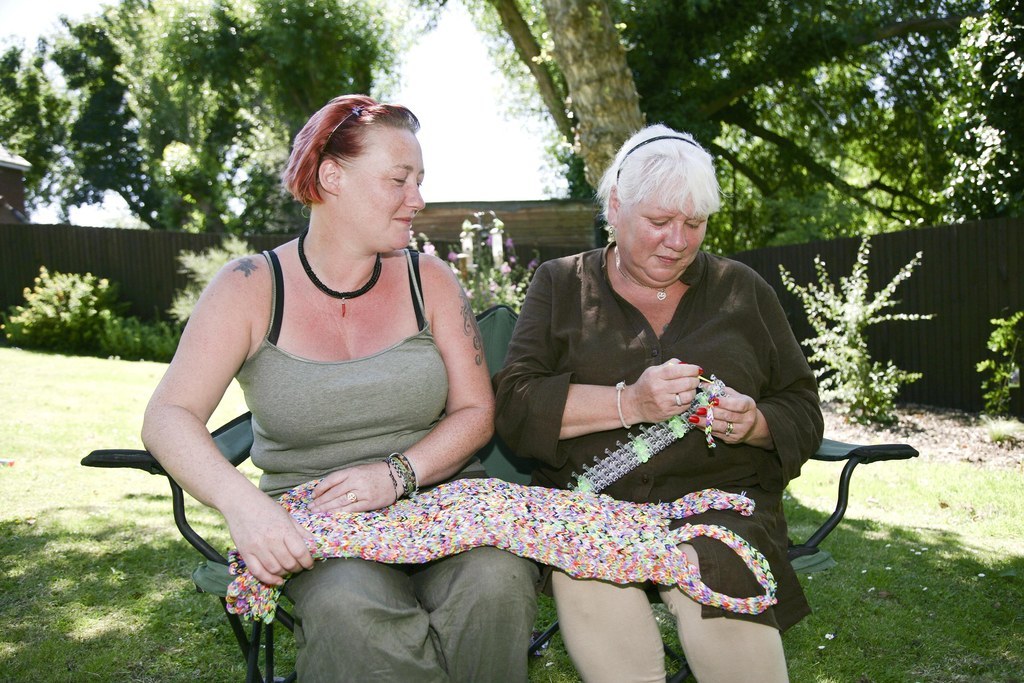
top-left (0, 0), bottom-right (556, 226)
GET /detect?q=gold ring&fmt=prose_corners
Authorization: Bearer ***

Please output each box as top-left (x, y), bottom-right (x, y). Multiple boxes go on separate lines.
top-left (674, 393), bottom-right (682, 407)
top-left (346, 491), bottom-right (358, 503)
top-left (725, 422), bottom-right (734, 436)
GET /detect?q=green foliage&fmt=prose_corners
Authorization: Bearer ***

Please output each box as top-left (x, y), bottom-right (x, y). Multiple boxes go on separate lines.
top-left (413, 212), bottom-right (538, 311)
top-left (981, 415), bottom-right (1024, 444)
top-left (942, 0), bottom-right (1023, 221)
top-left (169, 235), bottom-right (254, 323)
top-left (477, 0), bottom-right (999, 246)
top-left (976, 310), bottom-right (1023, 416)
top-left (2, 267), bottom-right (126, 354)
top-left (780, 237), bottom-right (933, 425)
top-left (98, 315), bottom-right (181, 363)
top-left (0, 44), bottom-right (70, 207)
top-left (1, 0), bottom-right (405, 232)
top-left (1, 266), bottom-right (180, 361)
top-left (621, 0), bottom-right (973, 241)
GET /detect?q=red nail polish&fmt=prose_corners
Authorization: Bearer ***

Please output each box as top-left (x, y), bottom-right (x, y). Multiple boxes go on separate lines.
top-left (696, 407), bottom-right (707, 416)
top-left (698, 367), bottom-right (704, 375)
top-left (688, 415), bottom-right (700, 424)
top-left (711, 398), bottom-right (720, 406)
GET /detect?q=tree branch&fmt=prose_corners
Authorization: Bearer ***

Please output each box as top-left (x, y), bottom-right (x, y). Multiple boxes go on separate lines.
top-left (700, 13), bottom-right (972, 118)
top-left (718, 104), bottom-right (930, 222)
top-left (487, 0), bottom-right (573, 141)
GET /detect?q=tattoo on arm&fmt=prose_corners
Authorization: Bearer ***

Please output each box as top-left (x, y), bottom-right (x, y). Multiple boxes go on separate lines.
top-left (459, 290), bottom-right (484, 366)
top-left (234, 258), bottom-right (259, 277)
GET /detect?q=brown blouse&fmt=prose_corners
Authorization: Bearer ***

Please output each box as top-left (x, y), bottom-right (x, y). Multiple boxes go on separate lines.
top-left (494, 246), bottom-right (824, 631)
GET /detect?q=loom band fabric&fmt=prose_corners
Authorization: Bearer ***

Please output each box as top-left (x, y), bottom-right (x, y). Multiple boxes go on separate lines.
top-left (225, 478), bottom-right (776, 623)
top-left (661, 523), bottom-right (778, 615)
top-left (654, 488), bottom-right (756, 520)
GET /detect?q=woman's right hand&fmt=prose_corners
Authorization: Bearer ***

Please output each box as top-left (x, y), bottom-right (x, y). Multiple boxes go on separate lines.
top-left (623, 360), bottom-right (703, 425)
top-left (224, 494), bottom-right (316, 586)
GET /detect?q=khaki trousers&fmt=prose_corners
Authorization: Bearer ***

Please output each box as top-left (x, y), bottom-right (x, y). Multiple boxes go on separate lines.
top-left (284, 547), bottom-right (539, 682)
top-left (552, 544), bottom-right (788, 683)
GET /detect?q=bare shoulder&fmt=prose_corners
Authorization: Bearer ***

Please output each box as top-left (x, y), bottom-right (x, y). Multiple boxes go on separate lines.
top-left (195, 252), bottom-right (273, 314)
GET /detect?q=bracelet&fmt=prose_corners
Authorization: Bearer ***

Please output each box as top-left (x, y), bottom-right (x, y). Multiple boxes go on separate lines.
top-left (386, 452), bottom-right (418, 499)
top-left (615, 381), bottom-right (631, 429)
top-left (384, 460), bottom-right (402, 503)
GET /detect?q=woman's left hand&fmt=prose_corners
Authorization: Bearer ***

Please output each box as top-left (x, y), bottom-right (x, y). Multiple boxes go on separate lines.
top-left (696, 385), bottom-right (773, 449)
top-left (309, 461), bottom-right (397, 513)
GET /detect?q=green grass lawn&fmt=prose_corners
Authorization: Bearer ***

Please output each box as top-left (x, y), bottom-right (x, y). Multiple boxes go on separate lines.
top-left (1, 346), bottom-right (1021, 682)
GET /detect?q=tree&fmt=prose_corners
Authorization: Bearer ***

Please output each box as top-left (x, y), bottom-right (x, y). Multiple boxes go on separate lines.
top-left (942, 0), bottom-right (1023, 221)
top-left (467, 0), bottom-right (1008, 251)
top-left (0, 0), bottom-right (405, 233)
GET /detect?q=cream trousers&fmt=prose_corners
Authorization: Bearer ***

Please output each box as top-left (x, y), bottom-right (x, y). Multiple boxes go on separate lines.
top-left (552, 544), bottom-right (789, 683)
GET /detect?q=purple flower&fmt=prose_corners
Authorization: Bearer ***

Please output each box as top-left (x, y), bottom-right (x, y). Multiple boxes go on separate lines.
top-left (447, 251), bottom-right (458, 262)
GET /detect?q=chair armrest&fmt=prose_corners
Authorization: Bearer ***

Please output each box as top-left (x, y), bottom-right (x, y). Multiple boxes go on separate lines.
top-left (81, 413), bottom-right (256, 566)
top-left (812, 437), bottom-right (919, 464)
top-left (790, 436), bottom-right (919, 562)
top-left (81, 448), bottom-right (167, 476)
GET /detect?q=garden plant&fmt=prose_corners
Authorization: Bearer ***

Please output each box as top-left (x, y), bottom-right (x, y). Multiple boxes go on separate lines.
top-left (780, 236), bottom-right (933, 425)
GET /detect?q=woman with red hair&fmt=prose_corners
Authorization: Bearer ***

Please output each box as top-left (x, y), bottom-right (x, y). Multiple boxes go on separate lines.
top-left (143, 94), bottom-right (538, 681)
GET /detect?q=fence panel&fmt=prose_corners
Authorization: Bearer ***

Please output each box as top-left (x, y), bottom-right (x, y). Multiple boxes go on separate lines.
top-left (2, 215), bottom-right (1020, 417)
top-left (731, 219), bottom-right (1023, 417)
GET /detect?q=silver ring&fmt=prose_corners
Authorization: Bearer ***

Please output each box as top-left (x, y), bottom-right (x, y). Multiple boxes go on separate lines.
top-left (674, 393), bottom-right (682, 407)
top-left (725, 422), bottom-right (734, 436)
top-left (346, 491), bottom-right (358, 503)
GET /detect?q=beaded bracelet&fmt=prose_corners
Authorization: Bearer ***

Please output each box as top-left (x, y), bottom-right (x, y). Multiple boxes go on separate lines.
top-left (384, 460), bottom-right (402, 503)
top-left (386, 452), bottom-right (418, 499)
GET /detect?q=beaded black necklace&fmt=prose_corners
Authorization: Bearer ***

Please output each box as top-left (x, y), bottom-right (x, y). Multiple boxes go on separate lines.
top-left (297, 228), bottom-right (382, 317)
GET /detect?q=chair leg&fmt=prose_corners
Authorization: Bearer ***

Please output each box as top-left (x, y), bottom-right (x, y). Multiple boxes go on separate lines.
top-left (529, 621), bottom-right (561, 657)
top-left (664, 641), bottom-right (693, 682)
top-left (246, 619), bottom-right (263, 683)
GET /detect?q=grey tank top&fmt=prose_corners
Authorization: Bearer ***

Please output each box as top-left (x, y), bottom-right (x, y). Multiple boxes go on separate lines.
top-left (237, 249), bottom-right (461, 497)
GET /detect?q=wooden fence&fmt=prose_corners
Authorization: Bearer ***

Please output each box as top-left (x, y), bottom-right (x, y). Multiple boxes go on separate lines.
top-left (1, 209), bottom-right (1020, 417)
top-left (731, 218), bottom-right (1023, 418)
top-left (0, 199), bottom-right (599, 320)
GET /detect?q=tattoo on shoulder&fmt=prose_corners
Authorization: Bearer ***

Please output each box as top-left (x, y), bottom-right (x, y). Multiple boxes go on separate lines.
top-left (460, 290), bottom-right (484, 366)
top-left (234, 258), bottom-right (259, 277)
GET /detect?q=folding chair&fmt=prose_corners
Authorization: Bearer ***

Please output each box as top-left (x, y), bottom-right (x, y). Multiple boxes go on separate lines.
top-left (80, 304), bottom-right (541, 683)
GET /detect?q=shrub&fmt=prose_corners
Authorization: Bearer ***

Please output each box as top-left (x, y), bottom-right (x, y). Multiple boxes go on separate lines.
top-left (2, 267), bottom-right (126, 355)
top-left (412, 212), bottom-right (538, 311)
top-left (98, 315), bottom-right (181, 362)
top-left (169, 235), bottom-right (253, 323)
top-left (976, 310), bottom-right (1023, 416)
top-left (2, 266), bottom-right (182, 361)
top-left (779, 237), bottom-right (933, 425)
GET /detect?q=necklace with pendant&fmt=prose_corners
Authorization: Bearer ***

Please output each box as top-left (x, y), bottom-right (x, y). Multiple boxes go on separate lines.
top-left (615, 246), bottom-right (668, 301)
top-left (297, 228), bottom-right (382, 317)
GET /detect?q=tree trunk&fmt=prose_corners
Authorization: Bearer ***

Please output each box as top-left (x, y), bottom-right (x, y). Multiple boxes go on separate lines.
top-left (540, 0), bottom-right (643, 187)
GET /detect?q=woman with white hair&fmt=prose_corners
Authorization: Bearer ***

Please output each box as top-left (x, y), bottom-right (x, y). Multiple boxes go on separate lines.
top-left (495, 124), bottom-right (823, 681)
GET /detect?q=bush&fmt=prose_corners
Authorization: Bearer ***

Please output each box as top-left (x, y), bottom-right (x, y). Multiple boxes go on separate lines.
top-left (169, 235), bottom-right (253, 323)
top-left (98, 315), bottom-right (181, 362)
top-left (413, 212), bottom-right (538, 311)
top-left (780, 237), bottom-right (933, 425)
top-left (976, 310), bottom-right (1023, 416)
top-left (2, 266), bottom-right (181, 361)
top-left (2, 267), bottom-right (126, 355)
